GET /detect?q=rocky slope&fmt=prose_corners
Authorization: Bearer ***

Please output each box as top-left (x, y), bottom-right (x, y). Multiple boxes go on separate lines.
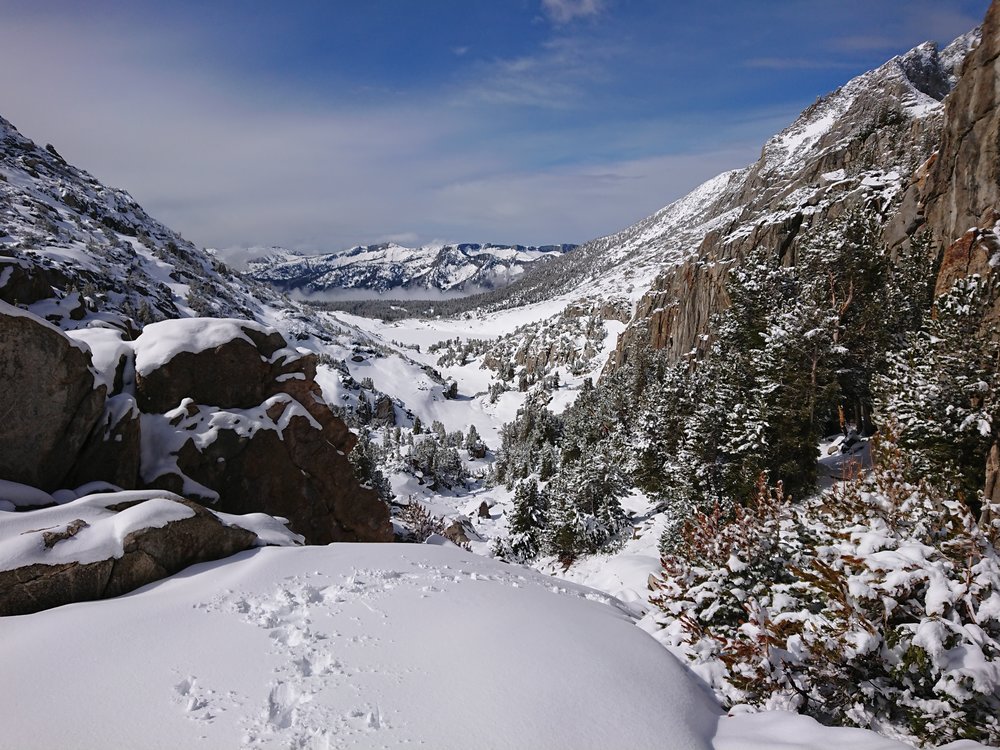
top-left (606, 29), bottom-right (980, 368)
top-left (244, 241), bottom-right (576, 298)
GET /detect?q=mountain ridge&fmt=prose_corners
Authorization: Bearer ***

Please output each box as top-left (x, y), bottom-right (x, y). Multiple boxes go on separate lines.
top-left (243, 241), bottom-right (577, 299)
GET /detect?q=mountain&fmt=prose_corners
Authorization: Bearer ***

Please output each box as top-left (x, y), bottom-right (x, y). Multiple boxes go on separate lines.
top-left (243, 241), bottom-right (577, 298)
top-left (0, 114), bottom-right (264, 329)
top-left (607, 29), bottom-right (980, 367)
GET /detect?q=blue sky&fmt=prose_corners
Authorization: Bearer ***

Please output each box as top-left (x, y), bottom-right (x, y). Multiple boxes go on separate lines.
top-left (0, 0), bottom-right (989, 253)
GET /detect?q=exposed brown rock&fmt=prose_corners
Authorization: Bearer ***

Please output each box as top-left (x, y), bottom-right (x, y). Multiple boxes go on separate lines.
top-left (924, 3), bottom-right (1000, 249)
top-left (373, 394), bottom-right (396, 426)
top-left (135, 333), bottom-right (278, 413)
top-left (934, 228), bottom-right (1000, 298)
top-left (0, 304), bottom-right (106, 490)
top-left (138, 320), bottom-right (392, 545)
top-left (150, 403), bottom-right (390, 545)
top-left (42, 519), bottom-right (89, 549)
top-left (64, 394), bottom-right (141, 490)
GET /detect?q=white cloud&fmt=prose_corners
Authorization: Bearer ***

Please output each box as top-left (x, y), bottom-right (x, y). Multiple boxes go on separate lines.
top-left (541, 0), bottom-right (604, 25)
top-left (0, 8), bottom-right (767, 254)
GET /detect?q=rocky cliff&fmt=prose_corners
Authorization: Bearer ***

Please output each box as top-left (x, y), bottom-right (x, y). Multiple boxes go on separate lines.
top-left (924, 1), bottom-right (1000, 250)
top-left (605, 30), bottom-right (979, 369)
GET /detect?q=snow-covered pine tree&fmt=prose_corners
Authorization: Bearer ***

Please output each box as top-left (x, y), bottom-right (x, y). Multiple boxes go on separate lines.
top-left (493, 478), bottom-right (548, 563)
top-left (878, 274), bottom-right (1000, 518)
top-left (349, 428), bottom-right (392, 501)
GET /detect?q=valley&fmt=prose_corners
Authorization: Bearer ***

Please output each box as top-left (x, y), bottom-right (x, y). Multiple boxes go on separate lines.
top-left (2, 3), bottom-right (1000, 749)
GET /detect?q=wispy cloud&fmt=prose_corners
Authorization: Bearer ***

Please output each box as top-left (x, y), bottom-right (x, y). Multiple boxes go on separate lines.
top-left (541, 0), bottom-right (605, 25)
top-left (463, 35), bottom-right (619, 109)
top-left (745, 57), bottom-right (859, 70)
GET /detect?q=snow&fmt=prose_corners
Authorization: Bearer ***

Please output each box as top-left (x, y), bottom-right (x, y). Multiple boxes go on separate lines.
top-left (0, 479), bottom-right (55, 510)
top-left (0, 544), bottom-right (721, 750)
top-left (713, 710), bottom-right (915, 750)
top-left (66, 325), bottom-right (133, 391)
top-left (0, 490), bottom-right (302, 574)
top-left (0, 491), bottom-right (196, 571)
top-left (2, 540), bottom-right (979, 748)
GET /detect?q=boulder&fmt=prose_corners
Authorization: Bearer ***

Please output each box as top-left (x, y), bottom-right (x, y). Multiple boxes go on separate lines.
top-left (442, 517), bottom-right (483, 546)
top-left (132, 318), bottom-right (292, 413)
top-left (0, 256), bottom-right (56, 306)
top-left (373, 394), bottom-right (396, 426)
top-left (0, 302), bottom-right (106, 491)
top-left (146, 395), bottom-right (392, 545)
top-left (0, 492), bottom-right (272, 616)
top-left (136, 318), bottom-right (393, 545)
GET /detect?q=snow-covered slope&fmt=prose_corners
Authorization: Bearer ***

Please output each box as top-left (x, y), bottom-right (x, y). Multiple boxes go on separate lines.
top-left (0, 543), bottom-right (719, 750)
top-left (0, 114), bottom-right (267, 328)
top-left (1, 541), bottom-right (952, 750)
top-left (244, 242), bottom-right (576, 299)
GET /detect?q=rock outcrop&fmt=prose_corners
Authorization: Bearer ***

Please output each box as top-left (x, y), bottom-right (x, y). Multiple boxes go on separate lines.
top-left (919, 1), bottom-right (1000, 514)
top-left (134, 319), bottom-right (289, 412)
top-left (0, 302), bottom-right (106, 490)
top-left (0, 307), bottom-right (392, 548)
top-left (924, 2), bottom-right (1000, 250)
top-left (0, 492), bottom-right (272, 616)
top-left (63, 394), bottom-right (142, 490)
top-left (134, 319), bottom-right (393, 544)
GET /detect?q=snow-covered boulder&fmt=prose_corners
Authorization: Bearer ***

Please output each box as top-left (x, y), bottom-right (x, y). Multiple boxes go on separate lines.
top-left (134, 317), bottom-right (393, 544)
top-left (0, 490), bottom-right (301, 616)
top-left (133, 318), bottom-right (293, 413)
top-left (0, 302), bottom-right (106, 491)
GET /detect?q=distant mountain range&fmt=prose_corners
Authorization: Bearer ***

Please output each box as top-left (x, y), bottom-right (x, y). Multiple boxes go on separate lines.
top-left (242, 242), bottom-right (577, 298)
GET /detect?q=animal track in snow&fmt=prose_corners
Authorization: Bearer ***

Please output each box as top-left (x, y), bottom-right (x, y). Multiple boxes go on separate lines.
top-left (183, 559), bottom-right (628, 746)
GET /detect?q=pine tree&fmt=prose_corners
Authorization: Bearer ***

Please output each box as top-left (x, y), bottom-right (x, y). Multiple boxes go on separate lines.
top-left (349, 428), bottom-right (392, 501)
top-left (878, 274), bottom-right (1000, 516)
top-left (497, 479), bottom-right (548, 562)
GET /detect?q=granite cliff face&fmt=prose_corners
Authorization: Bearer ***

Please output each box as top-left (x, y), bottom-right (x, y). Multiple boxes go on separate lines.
top-left (606, 31), bottom-right (979, 368)
top-left (924, 1), bottom-right (1000, 251)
